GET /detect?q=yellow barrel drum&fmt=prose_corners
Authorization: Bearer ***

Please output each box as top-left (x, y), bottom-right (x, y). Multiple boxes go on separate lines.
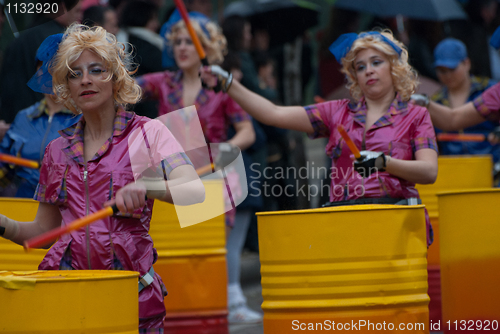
top-left (0, 198), bottom-right (47, 271)
top-left (416, 155), bottom-right (493, 324)
top-left (149, 180), bottom-right (228, 334)
top-left (257, 205), bottom-right (430, 333)
top-left (438, 189), bottom-right (500, 333)
top-left (0, 270), bottom-right (139, 333)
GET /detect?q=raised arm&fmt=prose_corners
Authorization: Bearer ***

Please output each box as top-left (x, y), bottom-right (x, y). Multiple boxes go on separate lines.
top-left (200, 66), bottom-right (314, 134)
top-left (426, 100), bottom-right (485, 131)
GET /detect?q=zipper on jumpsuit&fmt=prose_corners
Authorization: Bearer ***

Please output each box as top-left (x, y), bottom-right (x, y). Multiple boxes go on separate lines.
top-left (362, 121), bottom-right (390, 197)
top-left (83, 165), bottom-right (92, 269)
top-left (39, 115), bottom-right (54, 163)
top-left (361, 129), bottom-right (367, 196)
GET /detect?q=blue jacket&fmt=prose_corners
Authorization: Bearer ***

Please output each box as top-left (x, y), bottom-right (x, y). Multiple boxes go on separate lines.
top-left (432, 76), bottom-right (500, 162)
top-left (0, 99), bottom-right (81, 198)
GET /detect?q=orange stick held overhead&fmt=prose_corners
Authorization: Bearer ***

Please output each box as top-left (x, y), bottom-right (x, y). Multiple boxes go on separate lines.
top-left (437, 133), bottom-right (486, 142)
top-left (24, 205), bottom-right (117, 250)
top-left (173, 0), bottom-right (209, 65)
top-left (0, 153), bottom-right (39, 169)
top-left (337, 125), bottom-right (361, 160)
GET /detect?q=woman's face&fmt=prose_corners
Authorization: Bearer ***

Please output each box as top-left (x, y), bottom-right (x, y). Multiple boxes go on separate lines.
top-left (173, 29), bottom-right (202, 70)
top-left (67, 49), bottom-right (114, 113)
top-left (354, 47), bottom-right (394, 100)
top-left (436, 60), bottom-right (470, 90)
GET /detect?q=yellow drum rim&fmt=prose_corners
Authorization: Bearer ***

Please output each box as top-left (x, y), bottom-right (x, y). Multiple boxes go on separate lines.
top-left (437, 188), bottom-right (500, 197)
top-left (257, 204), bottom-right (425, 216)
top-left (0, 270), bottom-right (139, 283)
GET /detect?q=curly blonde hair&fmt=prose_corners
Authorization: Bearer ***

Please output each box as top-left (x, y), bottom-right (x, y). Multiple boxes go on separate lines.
top-left (166, 19), bottom-right (227, 65)
top-left (340, 30), bottom-right (418, 101)
top-left (51, 23), bottom-right (141, 113)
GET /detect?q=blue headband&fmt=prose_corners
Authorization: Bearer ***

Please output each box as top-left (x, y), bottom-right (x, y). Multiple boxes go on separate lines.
top-left (160, 9), bottom-right (211, 68)
top-left (491, 26), bottom-right (500, 50)
top-left (329, 31), bottom-right (403, 62)
top-left (27, 33), bottom-right (64, 94)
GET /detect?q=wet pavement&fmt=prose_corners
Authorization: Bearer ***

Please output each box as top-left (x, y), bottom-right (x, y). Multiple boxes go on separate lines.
top-left (230, 251), bottom-right (264, 334)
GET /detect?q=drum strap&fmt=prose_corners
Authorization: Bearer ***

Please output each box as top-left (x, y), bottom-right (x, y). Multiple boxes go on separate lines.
top-left (138, 266), bottom-right (155, 293)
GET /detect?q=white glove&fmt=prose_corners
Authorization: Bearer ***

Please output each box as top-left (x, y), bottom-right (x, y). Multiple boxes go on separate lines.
top-left (410, 94), bottom-right (430, 108)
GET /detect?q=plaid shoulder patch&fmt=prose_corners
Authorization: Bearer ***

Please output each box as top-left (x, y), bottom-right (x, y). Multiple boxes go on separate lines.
top-left (472, 94), bottom-right (498, 121)
top-left (305, 105), bottom-right (330, 139)
top-left (163, 152), bottom-right (193, 177)
top-left (411, 137), bottom-right (438, 153)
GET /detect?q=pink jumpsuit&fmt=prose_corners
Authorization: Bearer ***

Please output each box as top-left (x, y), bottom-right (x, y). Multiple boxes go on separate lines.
top-left (35, 109), bottom-right (192, 328)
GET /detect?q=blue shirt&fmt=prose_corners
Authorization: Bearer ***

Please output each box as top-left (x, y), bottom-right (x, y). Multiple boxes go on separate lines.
top-left (0, 99), bottom-right (81, 198)
top-left (431, 76), bottom-right (500, 163)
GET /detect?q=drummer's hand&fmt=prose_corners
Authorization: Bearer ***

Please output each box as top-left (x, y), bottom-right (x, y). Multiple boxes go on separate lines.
top-left (353, 150), bottom-right (386, 178)
top-left (0, 121), bottom-right (10, 142)
top-left (215, 142), bottom-right (240, 169)
top-left (104, 182), bottom-right (147, 214)
top-left (410, 94), bottom-right (430, 108)
top-left (487, 126), bottom-right (500, 145)
top-left (200, 65), bottom-right (233, 93)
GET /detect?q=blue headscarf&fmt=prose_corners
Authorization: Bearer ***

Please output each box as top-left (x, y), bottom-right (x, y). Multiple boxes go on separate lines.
top-left (160, 9), bottom-right (211, 68)
top-left (490, 26), bottom-right (500, 50)
top-left (27, 33), bottom-right (64, 94)
top-left (329, 31), bottom-right (403, 62)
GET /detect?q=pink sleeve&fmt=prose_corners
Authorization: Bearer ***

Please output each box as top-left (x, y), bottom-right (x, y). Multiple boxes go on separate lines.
top-left (304, 100), bottom-right (347, 139)
top-left (128, 120), bottom-right (193, 180)
top-left (411, 106), bottom-right (438, 153)
top-left (223, 95), bottom-right (251, 124)
top-left (34, 141), bottom-right (68, 205)
top-left (136, 72), bottom-right (168, 101)
top-left (473, 82), bottom-right (500, 122)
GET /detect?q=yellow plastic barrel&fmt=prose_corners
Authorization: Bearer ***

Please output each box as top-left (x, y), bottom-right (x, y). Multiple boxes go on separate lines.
top-left (415, 155), bottom-right (492, 324)
top-left (437, 189), bottom-right (500, 333)
top-left (0, 270), bottom-right (139, 333)
top-left (416, 155), bottom-right (493, 265)
top-left (0, 198), bottom-right (47, 271)
top-left (257, 205), bottom-right (429, 333)
top-left (149, 180), bottom-right (228, 334)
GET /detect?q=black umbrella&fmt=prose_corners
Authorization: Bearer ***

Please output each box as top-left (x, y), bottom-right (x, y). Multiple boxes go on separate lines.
top-left (333, 0), bottom-right (467, 21)
top-left (223, 0), bottom-right (320, 46)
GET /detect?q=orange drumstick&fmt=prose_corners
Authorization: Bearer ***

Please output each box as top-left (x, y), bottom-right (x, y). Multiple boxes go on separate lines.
top-left (24, 205), bottom-right (117, 250)
top-left (173, 0), bottom-right (209, 66)
top-left (0, 153), bottom-right (39, 169)
top-left (337, 125), bottom-right (361, 160)
top-left (437, 133), bottom-right (486, 142)
top-left (196, 163), bottom-right (214, 176)
top-left (314, 95), bottom-right (326, 103)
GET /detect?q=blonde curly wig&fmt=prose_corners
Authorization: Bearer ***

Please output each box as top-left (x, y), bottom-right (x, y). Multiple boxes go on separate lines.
top-left (340, 30), bottom-right (418, 101)
top-left (51, 23), bottom-right (141, 113)
top-left (166, 19), bottom-right (227, 65)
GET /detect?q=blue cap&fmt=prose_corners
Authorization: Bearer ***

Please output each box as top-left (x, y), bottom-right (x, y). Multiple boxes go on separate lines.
top-left (433, 38), bottom-right (468, 69)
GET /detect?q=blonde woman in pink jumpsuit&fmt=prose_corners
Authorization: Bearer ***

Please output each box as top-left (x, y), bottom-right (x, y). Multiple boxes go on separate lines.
top-left (202, 30), bottom-right (439, 246)
top-left (0, 24), bottom-right (205, 333)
